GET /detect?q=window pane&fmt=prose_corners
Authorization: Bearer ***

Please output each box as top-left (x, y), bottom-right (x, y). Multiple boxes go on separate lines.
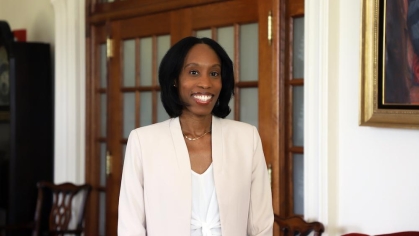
top-left (225, 96), bottom-right (235, 120)
top-left (157, 35), bottom-right (171, 75)
top-left (99, 192), bottom-right (106, 236)
top-left (240, 88), bottom-right (258, 128)
top-left (217, 26), bottom-right (234, 60)
top-left (293, 17), bottom-right (305, 79)
top-left (140, 37), bottom-right (152, 86)
top-left (123, 39), bottom-right (136, 87)
top-left (123, 93), bottom-right (135, 138)
top-left (100, 94), bottom-right (107, 137)
top-left (240, 23), bottom-right (258, 82)
top-left (100, 143), bottom-right (107, 186)
top-left (100, 44), bottom-right (107, 88)
top-left (140, 92), bottom-right (152, 126)
top-left (157, 91), bottom-right (170, 122)
top-left (196, 29), bottom-right (212, 39)
top-left (122, 144), bottom-right (126, 171)
top-left (292, 86), bottom-right (304, 146)
top-left (293, 154), bottom-right (304, 215)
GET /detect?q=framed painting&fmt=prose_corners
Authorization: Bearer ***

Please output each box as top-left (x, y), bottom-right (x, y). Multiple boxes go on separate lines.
top-left (360, 0), bottom-right (419, 129)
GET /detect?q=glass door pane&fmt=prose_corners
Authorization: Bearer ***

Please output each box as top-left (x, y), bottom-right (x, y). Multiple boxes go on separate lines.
top-left (293, 17), bottom-right (304, 79)
top-left (293, 153), bottom-right (304, 215)
top-left (121, 34), bottom-right (171, 144)
top-left (139, 37), bottom-right (153, 86)
top-left (123, 93), bottom-right (135, 138)
top-left (292, 86), bottom-right (304, 146)
top-left (291, 16), bottom-right (305, 216)
top-left (239, 23), bottom-right (258, 82)
top-left (140, 92), bottom-right (152, 126)
top-left (194, 23), bottom-right (259, 124)
top-left (98, 43), bottom-right (108, 235)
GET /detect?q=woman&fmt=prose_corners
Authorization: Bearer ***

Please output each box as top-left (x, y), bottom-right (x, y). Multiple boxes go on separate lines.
top-left (118, 37), bottom-right (273, 236)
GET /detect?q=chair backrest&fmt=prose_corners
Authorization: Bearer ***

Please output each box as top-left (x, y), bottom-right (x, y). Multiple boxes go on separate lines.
top-left (33, 181), bottom-right (92, 236)
top-left (342, 234), bottom-right (369, 236)
top-left (274, 214), bottom-right (325, 236)
top-left (343, 232), bottom-right (419, 236)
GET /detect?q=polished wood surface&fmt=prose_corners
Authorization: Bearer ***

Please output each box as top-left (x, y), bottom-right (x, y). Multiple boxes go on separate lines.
top-left (274, 215), bottom-right (324, 236)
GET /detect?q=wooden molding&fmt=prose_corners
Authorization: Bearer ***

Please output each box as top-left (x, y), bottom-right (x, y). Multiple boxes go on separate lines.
top-left (89, 0), bottom-right (230, 23)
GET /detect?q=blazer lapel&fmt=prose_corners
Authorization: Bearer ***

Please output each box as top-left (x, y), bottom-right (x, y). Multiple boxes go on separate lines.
top-left (169, 117), bottom-right (191, 171)
top-left (211, 116), bottom-right (228, 233)
top-left (169, 117), bottom-right (192, 233)
top-left (211, 116), bottom-right (224, 173)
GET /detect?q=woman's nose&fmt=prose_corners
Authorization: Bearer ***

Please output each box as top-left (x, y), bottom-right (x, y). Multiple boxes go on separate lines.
top-left (198, 74), bottom-right (212, 89)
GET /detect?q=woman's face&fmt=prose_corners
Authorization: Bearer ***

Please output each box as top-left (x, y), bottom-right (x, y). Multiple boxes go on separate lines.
top-left (178, 43), bottom-right (222, 118)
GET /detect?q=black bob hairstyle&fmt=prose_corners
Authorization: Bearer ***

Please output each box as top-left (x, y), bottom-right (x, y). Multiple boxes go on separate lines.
top-left (158, 36), bottom-right (235, 118)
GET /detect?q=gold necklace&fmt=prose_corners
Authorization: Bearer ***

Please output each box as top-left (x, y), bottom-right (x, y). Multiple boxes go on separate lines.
top-left (184, 131), bottom-right (211, 141)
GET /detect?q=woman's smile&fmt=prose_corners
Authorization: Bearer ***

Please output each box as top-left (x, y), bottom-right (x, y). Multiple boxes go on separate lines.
top-left (192, 93), bottom-right (214, 104)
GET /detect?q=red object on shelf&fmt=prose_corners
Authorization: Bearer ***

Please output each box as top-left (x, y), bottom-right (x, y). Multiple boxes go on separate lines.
top-left (12, 29), bottom-right (26, 42)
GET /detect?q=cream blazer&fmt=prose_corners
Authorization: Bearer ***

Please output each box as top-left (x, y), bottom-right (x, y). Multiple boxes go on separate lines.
top-left (118, 116), bottom-right (273, 236)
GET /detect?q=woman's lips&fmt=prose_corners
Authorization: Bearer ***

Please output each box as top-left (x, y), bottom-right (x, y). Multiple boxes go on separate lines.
top-left (192, 94), bottom-right (213, 104)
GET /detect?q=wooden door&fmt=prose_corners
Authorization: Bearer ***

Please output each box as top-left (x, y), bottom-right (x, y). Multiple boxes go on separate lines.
top-left (86, 0), bottom-right (307, 235)
top-left (86, 0), bottom-right (276, 235)
top-left (272, 0), bottom-right (305, 223)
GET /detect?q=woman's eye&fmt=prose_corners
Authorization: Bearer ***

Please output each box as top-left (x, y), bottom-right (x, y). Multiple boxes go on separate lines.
top-left (189, 70), bottom-right (199, 75)
top-left (210, 71), bottom-right (220, 77)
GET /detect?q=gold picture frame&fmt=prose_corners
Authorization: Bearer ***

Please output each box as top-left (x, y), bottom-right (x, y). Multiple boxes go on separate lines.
top-left (360, 0), bottom-right (419, 129)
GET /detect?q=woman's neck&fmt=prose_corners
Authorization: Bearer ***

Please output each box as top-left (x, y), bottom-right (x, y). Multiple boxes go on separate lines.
top-left (179, 114), bottom-right (212, 136)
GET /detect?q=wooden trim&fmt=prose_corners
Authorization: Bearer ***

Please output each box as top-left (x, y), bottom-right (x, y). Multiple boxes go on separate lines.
top-left (106, 21), bottom-right (123, 236)
top-left (170, 8), bottom-right (192, 45)
top-left (236, 81), bottom-right (258, 88)
top-left (211, 27), bottom-right (217, 40)
top-left (119, 13), bottom-right (171, 39)
top-left (288, 79), bottom-right (304, 85)
top-left (285, 4), bottom-right (293, 217)
top-left (276, 0), bottom-right (288, 219)
top-left (191, 0), bottom-right (258, 29)
top-left (289, 146), bottom-right (304, 153)
top-left (85, 24), bottom-right (100, 236)
top-left (288, 0), bottom-right (304, 16)
top-left (270, 0), bottom-right (284, 234)
top-left (89, 0), bottom-right (229, 23)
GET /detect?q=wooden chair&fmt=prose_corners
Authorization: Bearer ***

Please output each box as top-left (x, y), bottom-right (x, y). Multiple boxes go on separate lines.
top-left (1, 181), bottom-right (92, 236)
top-left (377, 233), bottom-right (419, 236)
top-left (343, 232), bottom-right (419, 236)
top-left (274, 214), bottom-right (325, 236)
top-left (342, 234), bottom-right (369, 236)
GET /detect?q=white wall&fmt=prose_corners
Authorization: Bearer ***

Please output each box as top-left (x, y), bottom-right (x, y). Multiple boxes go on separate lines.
top-left (337, 0), bottom-right (419, 234)
top-left (306, 0), bottom-right (419, 235)
top-left (0, 0), bottom-right (54, 51)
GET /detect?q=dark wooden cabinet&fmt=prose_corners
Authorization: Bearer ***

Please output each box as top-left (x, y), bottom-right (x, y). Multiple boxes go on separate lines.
top-left (0, 21), bottom-right (53, 236)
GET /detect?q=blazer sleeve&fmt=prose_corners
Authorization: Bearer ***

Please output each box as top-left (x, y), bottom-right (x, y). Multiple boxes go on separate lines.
top-left (118, 130), bottom-right (146, 236)
top-left (247, 127), bottom-right (274, 236)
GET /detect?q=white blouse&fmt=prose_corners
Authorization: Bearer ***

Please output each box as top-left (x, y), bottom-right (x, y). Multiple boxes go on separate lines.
top-left (190, 164), bottom-right (222, 236)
